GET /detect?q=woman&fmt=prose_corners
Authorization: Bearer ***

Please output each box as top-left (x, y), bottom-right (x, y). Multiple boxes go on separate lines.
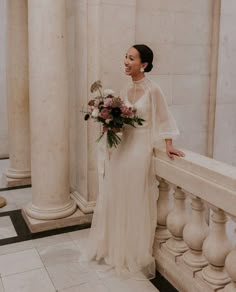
top-left (88, 44), bottom-right (185, 279)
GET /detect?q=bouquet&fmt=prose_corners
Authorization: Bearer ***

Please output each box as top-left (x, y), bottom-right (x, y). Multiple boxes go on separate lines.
top-left (84, 80), bottom-right (145, 148)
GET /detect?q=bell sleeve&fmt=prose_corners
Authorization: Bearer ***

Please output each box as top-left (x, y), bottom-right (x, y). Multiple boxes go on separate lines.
top-left (151, 82), bottom-right (179, 148)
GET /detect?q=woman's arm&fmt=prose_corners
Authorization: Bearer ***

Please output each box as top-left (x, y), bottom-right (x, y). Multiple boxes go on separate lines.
top-left (165, 138), bottom-right (185, 160)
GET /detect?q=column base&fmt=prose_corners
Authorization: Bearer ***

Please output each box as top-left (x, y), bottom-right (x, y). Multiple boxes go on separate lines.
top-left (4, 168), bottom-right (31, 187)
top-left (202, 265), bottom-right (231, 287)
top-left (154, 242), bottom-right (217, 292)
top-left (25, 199), bottom-right (77, 220)
top-left (3, 173), bottom-right (31, 187)
top-left (165, 237), bottom-right (189, 254)
top-left (22, 207), bottom-right (92, 233)
top-left (71, 191), bottom-right (96, 214)
top-left (155, 224), bottom-right (172, 242)
top-left (6, 167), bottom-right (31, 179)
top-left (183, 249), bottom-right (208, 269)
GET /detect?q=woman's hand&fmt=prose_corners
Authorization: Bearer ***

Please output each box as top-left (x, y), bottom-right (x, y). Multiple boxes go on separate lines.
top-left (165, 139), bottom-right (185, 160)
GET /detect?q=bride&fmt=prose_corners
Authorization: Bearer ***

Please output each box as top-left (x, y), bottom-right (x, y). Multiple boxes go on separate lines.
top-left (87, 44), bottom-right (185, 279)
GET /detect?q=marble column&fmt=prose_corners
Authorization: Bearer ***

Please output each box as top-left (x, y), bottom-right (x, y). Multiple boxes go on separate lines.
top-left (5, 0), bottom-right (31, 186)
top-left (24, 0), bottom-right (76, 220)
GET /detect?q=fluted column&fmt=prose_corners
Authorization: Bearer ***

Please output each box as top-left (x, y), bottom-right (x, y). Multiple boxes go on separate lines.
top-left (24, 0), bottom-right (76, 220)
top-left (165, 186), bottom-right (188, 253)
top-left (5, 0), bottom-right (31, 185)
top-left (155, 177), bottom-right (171, 242)
top-left (202, 208), bottom-right (232, 286)
top-left (183, 195), bottom-right (209, 268)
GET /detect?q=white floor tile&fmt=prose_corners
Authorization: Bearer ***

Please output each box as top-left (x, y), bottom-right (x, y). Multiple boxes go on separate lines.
top-left (0, 279), bottom-right (4, 292)
top-left (0, 240), bottom-right (34, 256)
top-left (0, 159), bottom-right (9, 188)
top-left (102, 274), bottom-right (159, 292)
top-left (32, 233), bottom-right (72, 248)
top-left (46, 262), bottom-right (99, 290)
top-left (0, 202), bottom-right (18, 213)
top-left (2, 268), bottom-right (56, 292)
top-left (0, 188), bottom-right (32, 210)
top-left (0, 183), bottom-right (159, 292)
top-left (37, 241), bottom-right (82, 267)
top-left (79, 260), bottom-right (115, 277)
top-left (0, 248), bottom-right (43, 276)
top-left (68, 228), bottom-right (90, 241)
top-left (0, 216), bottom-right (17, 239)
top-left (59, 280), bottom-right (110, 292)
top-left (8, 187), bottom-right (32, 209)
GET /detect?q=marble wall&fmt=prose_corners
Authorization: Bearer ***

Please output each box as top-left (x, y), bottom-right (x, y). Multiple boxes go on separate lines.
top-left (213, 0), bottom-right (236, 166)
top-left (0, 0), bottom-right (8, 158)
top-left (136, 0), bottom-right (213, 155)
top-left (67, 0), bottom-right (216, 205)
top-left (67, 0), bottom-right (137, 207)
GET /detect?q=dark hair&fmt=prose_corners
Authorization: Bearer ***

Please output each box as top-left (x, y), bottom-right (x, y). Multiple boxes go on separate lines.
top-left (133, 44), bottom-right (153, 72)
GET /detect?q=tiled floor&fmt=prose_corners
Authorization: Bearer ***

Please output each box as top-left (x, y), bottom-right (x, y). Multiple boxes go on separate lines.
top-left (0, 159), bottom-right (178, 292)
top-left (0, 228), bottom-right (159, 291)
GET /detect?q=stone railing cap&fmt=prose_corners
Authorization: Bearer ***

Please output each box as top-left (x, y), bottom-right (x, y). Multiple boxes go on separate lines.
top-left (154, 148), bottom-right (236, 192)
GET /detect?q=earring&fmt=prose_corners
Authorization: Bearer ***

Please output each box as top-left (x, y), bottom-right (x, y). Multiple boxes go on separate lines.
top-left (140, 68), bottom-right (144, 73)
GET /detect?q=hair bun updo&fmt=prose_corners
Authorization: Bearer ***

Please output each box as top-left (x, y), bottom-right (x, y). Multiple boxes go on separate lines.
top-left (132, 44), bottom-right (154, 73)
top-left (145, 63), bottom-right (153, 73)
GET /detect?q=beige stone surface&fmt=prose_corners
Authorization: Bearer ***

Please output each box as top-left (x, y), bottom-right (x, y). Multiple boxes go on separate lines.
top-left (135, 0), bottom-right (213, 156)
top-left (0, 0), bottom-right (8, 158)
top-left (213, 0), bottom-right (236, 166)
top-left (26, 0), bottom-right (76, 220)
top-left (68, 0), bottom-right (136, 207)
top-left (5, 0), bottom-right (30, 181)
top-left (154, 148), bottom-right (236, 217)
top-left (22, 208), bottom-right (92, 233)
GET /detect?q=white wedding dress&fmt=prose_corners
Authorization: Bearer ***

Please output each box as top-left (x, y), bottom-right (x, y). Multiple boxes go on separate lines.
top-left (87, 77), bottom-right (179, 279)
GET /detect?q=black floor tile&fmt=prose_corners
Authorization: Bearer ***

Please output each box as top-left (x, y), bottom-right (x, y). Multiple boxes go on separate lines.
top-left (0, 184), bottom-right (31, 192)
top-left (0, 209), bottom-right (91, 246)
top-left (151, 271), bottom-right (179, 292)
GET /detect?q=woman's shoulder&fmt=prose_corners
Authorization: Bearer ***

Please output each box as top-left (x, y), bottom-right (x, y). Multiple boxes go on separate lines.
top-left (146, 77), bottom-right (164, 97)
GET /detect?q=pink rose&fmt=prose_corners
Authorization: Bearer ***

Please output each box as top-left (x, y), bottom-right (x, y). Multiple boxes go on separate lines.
top-left (121, 106), bottom-right (134, 118)
top-left (104, 98), bottom-right (112, 107)
top-left (100, 108), bottom-right (110, 119)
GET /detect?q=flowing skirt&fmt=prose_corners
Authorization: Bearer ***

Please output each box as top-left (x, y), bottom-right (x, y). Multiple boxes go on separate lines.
top-left (87, 126), bottom-right (158, 279)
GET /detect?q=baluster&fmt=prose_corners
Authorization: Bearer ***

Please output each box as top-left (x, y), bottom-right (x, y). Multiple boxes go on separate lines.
top-left (165, 186), bottom-right (188, 254)
top-left (155, 177), bottom-right (171, 242)
top-left (202, 208), bottom-right (233, 287)
top-left (183, 195), bottom-right (209, 268)
top-left (224, 216), bottom-right (236, 292)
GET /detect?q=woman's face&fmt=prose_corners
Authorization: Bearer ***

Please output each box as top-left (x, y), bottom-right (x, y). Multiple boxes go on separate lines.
top-left (124, 47), bottom-right (145, 78)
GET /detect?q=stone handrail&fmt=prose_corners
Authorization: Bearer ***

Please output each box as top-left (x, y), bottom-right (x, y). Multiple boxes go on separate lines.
top-left (153, 148), bottom-right (236, 292)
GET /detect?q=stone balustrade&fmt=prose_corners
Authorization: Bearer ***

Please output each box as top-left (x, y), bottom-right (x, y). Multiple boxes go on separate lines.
top-left (153, 148), bottom-right (236, 292)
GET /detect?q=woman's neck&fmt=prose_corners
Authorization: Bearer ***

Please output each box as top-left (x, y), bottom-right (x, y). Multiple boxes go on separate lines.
top-left (131, 72), bottom-right (145, 81)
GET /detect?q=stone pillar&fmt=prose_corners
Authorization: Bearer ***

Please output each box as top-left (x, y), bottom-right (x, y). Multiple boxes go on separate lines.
top-left (165, 186), bottom-right (188, 254)
top-left (5, 0), bottom-right (31, 186)
top-left (24, 0), bottom-right (76, 220)
top-left (225, 246), bottom-right (236, 292)
top-left (183, 195), bottom-right (209, 268)
top-left (202, 208), bottom-right (232, 287)
top-left (155, 177), bottom-right (171, 242)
